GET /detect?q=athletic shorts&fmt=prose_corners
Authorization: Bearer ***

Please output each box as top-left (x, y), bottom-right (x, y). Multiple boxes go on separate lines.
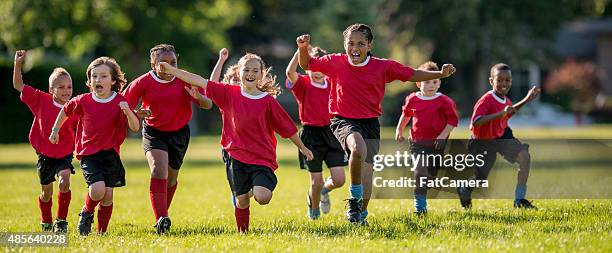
top-left (80, 149), bottom-right (126, 187)
top-left (298, 125), bottom-right (348, 172)
top-left (330, 116), bottom-right (380, 163)
top-left (222, 150), bottom-right (277, 196)
top-left (142, 123), bottom-right (190, 170)
top-left (37, 153), bottom-right (75, 185)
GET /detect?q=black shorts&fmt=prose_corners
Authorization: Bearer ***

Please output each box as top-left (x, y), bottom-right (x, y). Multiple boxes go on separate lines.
top-left (468, 127), bottom-right (529, 180)
top-left (80, 150), bottom-right (126, 187)
top-left (409, 140), bottom-right (443, 176)
top-left (298, 125), bottom-right (348, 172)
top-left (142, 124), bottom-right (190, 170)
top-left (37, 153), bottom-right (75, 185)
top-left (330, 116), bottom-right (380, 163)
top-left (222, 150), bottom-right (277, 196)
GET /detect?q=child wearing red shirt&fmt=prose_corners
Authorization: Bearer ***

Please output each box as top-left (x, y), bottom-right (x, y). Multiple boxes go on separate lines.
top-left (457, 63), bottom-right (540, 210)
top-left (13, 50), bottom-right (76, 233)
top-left (50, 57), bottom-right (140, 235)
top-left (395, 61), bottom-right (458, 214)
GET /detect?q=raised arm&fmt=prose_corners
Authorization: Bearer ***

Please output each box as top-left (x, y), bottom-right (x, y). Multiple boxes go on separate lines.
top-left (410, 64), bottom-right (456, 82)
top-left (159, 62), bottom-right (208, 89)
top-left (296, 34), bottom-right (311, 70)
top-left (119, 101), bottom-right (140, 132)
top-left (285, 50), bottom-right (300, 84)
top-left (49, 109), bottom-right (69, 144)
top-left (13, 50), bottom-right (26, 92)
top-left (512, 86), bottom-right (540, 113)
top-left (210, 48), bottom-right (229, 82)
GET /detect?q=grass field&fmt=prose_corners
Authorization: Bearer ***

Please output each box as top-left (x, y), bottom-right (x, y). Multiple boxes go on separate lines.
top-left (0, 126), bottom-right (611, 252)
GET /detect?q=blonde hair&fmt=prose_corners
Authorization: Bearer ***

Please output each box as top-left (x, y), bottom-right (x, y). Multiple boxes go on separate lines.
top-left (222, 64), bottom-right (239, 84)
top-left (48, 67), bottom-right (71, 88)
top-left (418, 61), bottom-right (439, 71)
top-left (86, 57), bottom-right (127, 92)
top-left (237, 53), bottom-right (280, 97)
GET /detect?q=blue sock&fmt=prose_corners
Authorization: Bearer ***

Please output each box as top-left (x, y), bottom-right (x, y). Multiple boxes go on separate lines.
top-left (321, 187), bottom-right (331, 195)
top-left (360, 210), bottom-right (369, 220)
top-left (414, 194), bottom-right (427, 212)
top-left (309, 208), bottom-right (320, 219)
top-left (515, 184), bottom-right (527, 201)
top-left (349, 184), bottom-right (363, 200)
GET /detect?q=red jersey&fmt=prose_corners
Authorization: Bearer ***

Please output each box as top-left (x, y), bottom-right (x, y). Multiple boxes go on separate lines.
top-left (402, 92), bottom-right (458, 143)
top-left (286, 74), bottom-right (331, 126)
top-left (20, 85), bottom-right (76, 158)
top-left (205, 81), bottom-right (298, 171)
top-left (122, 71), bottom-right (204, 131)
top-left (63, 92), bottom-right (128, 159)
top-left (309, 54), bottom-right (415, 119)
top-left (470, 91), bottom-right (513, 139)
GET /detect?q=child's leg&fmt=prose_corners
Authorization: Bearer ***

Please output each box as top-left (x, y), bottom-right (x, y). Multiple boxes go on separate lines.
top-left (514, 149), bottom-right (531, 201)
top-left (413, 164), bottom-right (429, 213)
top-left (360, 162), bottom-right (374, 219)
top-left (234, 193), bottom-right (250, 232)
top-left (346, 132), bottom-right (367, 199)
top-left (253, 186), bottom-right (273, 205)
top-left (325, 167), bottom-right (346, 191)
top-left (308, 172), bottom-right (324, 211)
top-left (38, 183), bottom-right (54, 225)
top-left (85, 181), bottom-right (106, 212)
top-left (167, 167), bottom-right (179, 209)
top-left (146, 150), bottom-right (169, 222)
top-left (56, 169), bottom-right (72, 221)
top-left (97, 187), bottom-right (114, 234)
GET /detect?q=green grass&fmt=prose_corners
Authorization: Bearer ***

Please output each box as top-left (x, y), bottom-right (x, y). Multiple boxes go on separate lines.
top-left (0, 126), bottom-right (611, 252)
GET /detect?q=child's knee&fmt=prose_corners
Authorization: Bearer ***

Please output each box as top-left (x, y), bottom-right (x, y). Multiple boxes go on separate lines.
top-left (235, 194), bottom-right (250, 209)
top-left (517, 150), bottom-right (531, 164)
top-left (332, 176), bottom-right (345, 187)
top-left (253, 189), bottom-right (272, 205)
top-left (310, 177), bottom-right (324, 188)
top-left (89, 183), bottom-right (106, 200)
top-left (57, 173), bottom-right (71, 192)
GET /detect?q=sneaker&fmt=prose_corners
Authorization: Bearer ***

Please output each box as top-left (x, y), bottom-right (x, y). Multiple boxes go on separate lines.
top-left (345, 198), bottom-right (362, 223)
top-left (53, 219), bottom-right (68, 233)
top-left (414, 209), bottom-right (428, 216)
top-left (320, 191), bottom-right (331, 214)
top-left (154, 216), bottom-right (172, 234)
top-left (77, 211), bottom-right (94, 236)
top-left (41, 222), bottom-right (52, 232)
top-left (514, 199), bottom-right (537, 209)
top-left (457, 187), bottom-right (472, 209)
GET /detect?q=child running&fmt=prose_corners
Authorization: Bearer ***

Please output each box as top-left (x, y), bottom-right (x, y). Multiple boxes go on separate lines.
top-left (157, 52), bottom-right (314, 232)
top-left (457, 63), bottom-right (540, 209)
top-left (296, 24), bottom-right (456, 223)
top-left (13, 50), bottom-right (76, 233)
top-left (286, 47), bottom-right (347, 220)
top-left (50, 56), bottom-right (140, 235)
top-left (395, 61), bottom-right (458, 215)
top-left (122, 44), bottom-right (212, 234)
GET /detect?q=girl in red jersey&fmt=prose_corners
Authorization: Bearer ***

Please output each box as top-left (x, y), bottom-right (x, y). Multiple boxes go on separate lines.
top-left (296, 24), bottom-right (456, 223)
top-left (13, 50), bottom-right (76, 233)
top-left (158, 53), bottom-right (314, 232)
top-left (50, 57), bottom-right (140, 235)
top-left (122, 44), bottom-right (212, 234)
top-left (286, 47), bottom-right (347, 220)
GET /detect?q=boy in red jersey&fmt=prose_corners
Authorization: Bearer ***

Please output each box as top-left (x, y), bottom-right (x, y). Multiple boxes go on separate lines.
top-left (297, 24), bottom-right (456, 223)
top-left (50, 57), bottom-right (140, 235)
top-left (13, 50), bottom-right (76, 233)
top-left (157, 53), bottom-right (314, 232)
top-left (122, 44), bottom-right (212, 234)
top-left (395, 61), bottom-right (458, 215)
top-left (457, 63), bottom-right (540, 209)
top-left (286, 46), bottom-right (347, 220)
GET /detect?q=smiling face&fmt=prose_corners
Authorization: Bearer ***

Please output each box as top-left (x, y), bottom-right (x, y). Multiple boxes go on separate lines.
top-left (90, 64), bottom-right (115, 98)
top-left (344, 30), bottom-right (372, 65)
top-left (489, 69), bottom-right (512, 96)
top-left (239, 59), bottom-right (263, 90)
top-left (49, 75), bottom-right (73, 104)
top-left (151, 51), bottom-right (177, 81)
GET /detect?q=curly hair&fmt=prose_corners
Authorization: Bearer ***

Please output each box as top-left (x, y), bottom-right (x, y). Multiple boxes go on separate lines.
top-left (237, 53), bottom-right (280, 97)
top-left (222, 64), bottom-right (240, 85)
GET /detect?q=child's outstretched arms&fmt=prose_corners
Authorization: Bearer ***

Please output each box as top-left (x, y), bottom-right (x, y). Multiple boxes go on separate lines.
top-left (296, 34), bottom-right (311, 70)
top-left (13, 50), bottom-right (26, 92)
top-left (395, 114), bottom-right (410, 143)
top-left (210, 48), bottom-right (229, 82)
top-left (159, 62), bottom-right (208, 89)
top-left (49, 110), bottom-right (68, 144)
top-left (120, 101), bottom-right (140, 132)
top-left (288, 133), bottom-right (314, 161)
top-left (511, 86), bottom-right (541, 113)
top-left (285, 50), bottom-right (300, 84)
top-left (410, 64), bottom-right (456, 82)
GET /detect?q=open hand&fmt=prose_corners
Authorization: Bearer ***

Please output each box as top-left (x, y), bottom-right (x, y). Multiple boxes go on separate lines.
top-left (301, 147), bottom-right (314, 161)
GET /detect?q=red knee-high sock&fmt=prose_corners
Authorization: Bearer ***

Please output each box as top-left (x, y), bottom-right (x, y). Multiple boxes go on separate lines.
top-left (167, 182), bottom-right (178, 209)
top-left (149, 178), bottom-right (168, 221)
top-left (56, 191), bottom-right (71, 220)
top-left (97, 204), bottom-right (113, 233)
top-left (83, 193), bottom-right (100, 213)
top-left (38, 197), bottom-right (53, 224)
top-left (234, 206), bottom-right (250, 233)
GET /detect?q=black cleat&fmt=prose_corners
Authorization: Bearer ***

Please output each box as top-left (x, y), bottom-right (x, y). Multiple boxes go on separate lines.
top-left (514, 199), bottom-right (537, 209)
top-left (77, 211), bottom-right (94, 236)
top-left (457, 187), bottom-right (472, 209)
top-left (154, 216), bottom-right (172, 234)
top-left (345, 198), bottom-right (362, 223)
top-left (41, 223), bottom-right (52, 232)
top-left (53, 219), bottom-right (68, 233)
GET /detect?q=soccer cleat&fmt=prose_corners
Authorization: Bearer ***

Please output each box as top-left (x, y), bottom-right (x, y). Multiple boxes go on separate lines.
top-left (345, 198), bottom-right (362, 223)
top-left (320, 190), bottom-right (331, 214)
top-left (154, 216), bottom-right (172, 234)
top-left (41, 223), bottom-right (52, 232)
top-left (53, 219), bottom-right (68, 233)
top-left (414, 209), bottom-right (428, 216)
top-left (514, 199), bottom-right (537, 209)
top-left (77, 211), bottom-right (94, 236)
top-left (307, 192), bottom-right (319, 220)
top-left (457, 187), bottom-right (472, 209)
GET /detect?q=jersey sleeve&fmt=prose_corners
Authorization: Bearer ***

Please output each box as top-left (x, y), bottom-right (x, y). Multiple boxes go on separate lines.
top-left (308, 54), bottom-right (335, 77)
top-left (401, 94), bottom-right (415, 117)
top-left (269, 99), bottom-right (298, 138)
top-left (19, 85), bottom-right (40, 111)
top-left (287, 75), bottom-right (307, 98)
top-left (205, 81), bottom-right (228, 109)
top-left (63, 96), bottom-right (82, 118)
top-left (471, 97), bottom-right (490, 124)
top-left (443, 96), bottom-right (459, 127)
top-left (121, 79), bottom-right (144, 110)
top-left (385, 60), bottom-right (415, 83)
